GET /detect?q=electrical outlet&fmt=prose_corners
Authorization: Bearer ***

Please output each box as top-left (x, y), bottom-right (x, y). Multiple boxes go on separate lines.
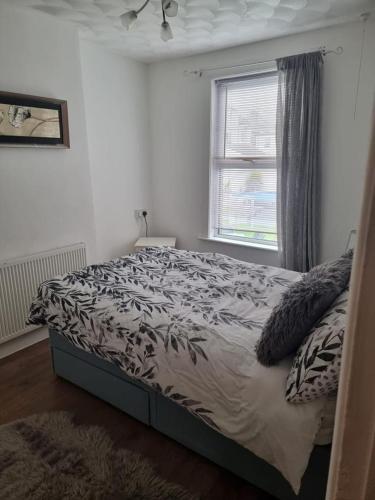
top-left (135, 209), bottom-right (150, 219)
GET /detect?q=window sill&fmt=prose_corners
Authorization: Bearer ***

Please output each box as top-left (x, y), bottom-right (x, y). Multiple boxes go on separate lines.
top-left (198, 236), bottom-right (279, 252)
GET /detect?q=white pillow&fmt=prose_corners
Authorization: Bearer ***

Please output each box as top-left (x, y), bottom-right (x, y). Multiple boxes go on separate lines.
top-left (285, 290), bottom-right (349, 403)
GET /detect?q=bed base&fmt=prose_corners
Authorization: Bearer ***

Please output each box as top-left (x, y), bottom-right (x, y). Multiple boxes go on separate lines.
top-left (49, 329), bottom-right (330, 500)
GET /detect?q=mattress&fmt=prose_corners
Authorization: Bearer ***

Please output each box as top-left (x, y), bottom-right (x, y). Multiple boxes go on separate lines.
top-left (29, 247), bottom-right (329, 493)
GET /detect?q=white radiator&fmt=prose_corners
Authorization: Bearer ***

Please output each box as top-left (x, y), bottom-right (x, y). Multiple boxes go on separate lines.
top-left (0, 243), bottom-right (87, 344)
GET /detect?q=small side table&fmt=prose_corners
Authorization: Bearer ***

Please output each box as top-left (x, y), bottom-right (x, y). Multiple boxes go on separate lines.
top-left (134, 237), bottom-right (176, 251)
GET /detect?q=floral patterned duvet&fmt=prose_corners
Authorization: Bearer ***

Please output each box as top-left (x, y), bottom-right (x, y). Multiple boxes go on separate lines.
top-left (29, 247), bottom-right (327, 493)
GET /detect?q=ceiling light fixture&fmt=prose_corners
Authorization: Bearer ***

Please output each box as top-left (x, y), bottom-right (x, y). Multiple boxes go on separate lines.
top-left (162, 0), bottom-right (178, 18)
top-left (120, 10), bottom-right (138, 30)
top-left (161, 20), bottom-right (173, 42)
top-left (120, 0), bottom-right (178, 41)
top-left (160, 5), bottom-right (173, 42)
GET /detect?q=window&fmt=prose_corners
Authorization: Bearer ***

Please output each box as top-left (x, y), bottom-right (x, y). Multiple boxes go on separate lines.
top-left (210, 71), bottom-right (278, 248)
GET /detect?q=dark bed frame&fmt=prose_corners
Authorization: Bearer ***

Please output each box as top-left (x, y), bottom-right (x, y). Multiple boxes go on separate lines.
top-left (49, 329), bottom-right (330, 500)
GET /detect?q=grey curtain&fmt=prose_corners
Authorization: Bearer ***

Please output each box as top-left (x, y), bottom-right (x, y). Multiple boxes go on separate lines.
top-left (276, 52), bottom-right (323, 272)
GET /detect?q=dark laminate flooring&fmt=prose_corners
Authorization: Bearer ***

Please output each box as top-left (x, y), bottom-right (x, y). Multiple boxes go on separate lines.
top-left (0, 340), bottom-right (275, 500)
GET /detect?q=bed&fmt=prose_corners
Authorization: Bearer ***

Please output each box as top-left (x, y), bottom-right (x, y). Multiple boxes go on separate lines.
top-left (29, 247), bottom-right (332, 500)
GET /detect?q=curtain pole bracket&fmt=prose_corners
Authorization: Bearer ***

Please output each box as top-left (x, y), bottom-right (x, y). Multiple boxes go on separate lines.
top-left (321, 46), bottom-right (343, 56)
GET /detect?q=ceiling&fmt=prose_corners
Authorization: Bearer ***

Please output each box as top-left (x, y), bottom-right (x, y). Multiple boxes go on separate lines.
top-left (7, 0), bottom-right (374, 62)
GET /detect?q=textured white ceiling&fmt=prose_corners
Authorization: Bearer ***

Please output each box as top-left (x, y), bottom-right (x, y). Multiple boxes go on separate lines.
top-left (6, 0), bottom-right (374, 62)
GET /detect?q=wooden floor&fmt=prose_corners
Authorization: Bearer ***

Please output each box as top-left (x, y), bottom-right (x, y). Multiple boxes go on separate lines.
top-left (0, 340), bottom-right (275, 500)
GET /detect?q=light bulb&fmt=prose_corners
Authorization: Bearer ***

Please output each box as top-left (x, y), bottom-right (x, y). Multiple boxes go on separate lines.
top-left (120, 10), bottom-right (137, 30)
top-left (160, 21), bottom-right (173, 41)
top-left (162, 0), bottom-right (178, 17)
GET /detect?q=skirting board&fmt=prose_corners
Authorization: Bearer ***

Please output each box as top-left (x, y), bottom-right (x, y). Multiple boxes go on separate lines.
top-left (0, 326), bottom-right (48, 359)
top-left (49, 329), bottom-right (331, 500)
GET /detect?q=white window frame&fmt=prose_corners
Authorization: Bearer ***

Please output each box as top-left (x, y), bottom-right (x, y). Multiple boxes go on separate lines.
top-left (208, 67), bottom-right (279, 251)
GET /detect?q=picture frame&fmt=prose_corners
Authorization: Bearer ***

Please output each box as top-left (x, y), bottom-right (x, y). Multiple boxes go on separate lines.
top-left (0, 91), bottom-right (70, 148)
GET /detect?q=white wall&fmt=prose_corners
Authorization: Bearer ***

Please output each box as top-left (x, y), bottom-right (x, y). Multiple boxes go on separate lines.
top-left (1, 8), bottom-right (373, 271)
top-left (80, 41), bottom-right (151, 261)
top-left (149, 21), bottom-right (375, 265)
top-left (0, 6), bottom-right (97, 263)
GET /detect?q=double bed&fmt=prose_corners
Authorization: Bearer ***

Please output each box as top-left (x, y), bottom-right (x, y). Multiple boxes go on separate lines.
top-left (29, 247), bottom-right (332, 500)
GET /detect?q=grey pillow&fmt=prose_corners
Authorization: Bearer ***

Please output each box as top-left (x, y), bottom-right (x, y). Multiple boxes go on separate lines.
top-left (256, 251), bottom-right (353, 366)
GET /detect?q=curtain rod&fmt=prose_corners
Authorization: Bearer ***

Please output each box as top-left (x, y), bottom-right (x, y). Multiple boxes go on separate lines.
top-left (183, 46), bottom-right (343, 77)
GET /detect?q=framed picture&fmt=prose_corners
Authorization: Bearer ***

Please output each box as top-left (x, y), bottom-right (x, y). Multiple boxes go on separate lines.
top-left (0, 91), bottom-right (70, 148)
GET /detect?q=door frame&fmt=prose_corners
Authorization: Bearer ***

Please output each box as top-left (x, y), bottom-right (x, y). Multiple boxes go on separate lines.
top-left (326, 110), bottom-right (375, 499)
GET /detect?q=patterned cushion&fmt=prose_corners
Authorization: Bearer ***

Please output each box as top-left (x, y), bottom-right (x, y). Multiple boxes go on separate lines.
top-left (285, 290), bottom-right (349, 403)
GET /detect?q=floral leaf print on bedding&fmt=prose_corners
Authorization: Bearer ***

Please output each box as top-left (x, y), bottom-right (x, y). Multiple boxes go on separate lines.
top-left (153, 383), bottom-right (220, 430)
top-left (286, 290), bottom-right (349, 403)
top-left (29, 248), bottom-right (298, 437)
